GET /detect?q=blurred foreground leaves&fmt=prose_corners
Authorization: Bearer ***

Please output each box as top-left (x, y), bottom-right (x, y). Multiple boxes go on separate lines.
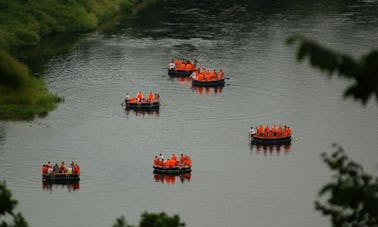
top-left (287, 35), bottom-right (378, 105)
top-left (315, 145), bottom-right (378, 226)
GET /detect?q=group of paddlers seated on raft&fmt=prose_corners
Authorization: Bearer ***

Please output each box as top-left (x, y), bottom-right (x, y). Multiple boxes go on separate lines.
top-left (249, 125), bottom-right (292, 138)
top-left (41, 161), bottom-right (80, 175)
top-left (153, 153), bottom-right (192, 168)
top-left (168, 59), bottom-right (199, 71)
top-left (190, 68), bottom-right (224, 81)
top-left (121, 91), bottom-right (160, 105)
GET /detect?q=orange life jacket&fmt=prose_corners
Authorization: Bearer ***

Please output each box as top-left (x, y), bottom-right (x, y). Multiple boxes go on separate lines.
top-left (148, 92), bottom-right (154, 101)
top-left (175, 60), bottom-right (181, 68)
top-left (136, 92), bottom-right (143, 99)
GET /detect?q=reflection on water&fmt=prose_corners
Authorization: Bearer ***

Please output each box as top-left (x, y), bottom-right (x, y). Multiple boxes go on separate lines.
top-left (42, 181), bottom-right (80, 193)
top-left (0, 124), bottom-right (5, 146)
top-left (191, 86), bottom-right (224, 96)
top-left (168, 76), bottom-right (225, 95)
top-left (249, 143), bottom-right (292, 156)
top-left (125, 109), bottom-right (160, 117)
top-left (153, 173), bottom-right (191, 184)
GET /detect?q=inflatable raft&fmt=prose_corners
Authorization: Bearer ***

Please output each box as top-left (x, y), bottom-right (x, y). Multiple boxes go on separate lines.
top-left (153, 165), bottom-right (192, 175)
top-left (42, 173), bottom-right (80, 182)
top-left (168, 68), bottom-right (198, 77)
top-left (251, 134), bottom-right (292, 145)
top-left (191, 78), bottom-right (225, 87)
top-left (125, 98), bottom-right (160, 110)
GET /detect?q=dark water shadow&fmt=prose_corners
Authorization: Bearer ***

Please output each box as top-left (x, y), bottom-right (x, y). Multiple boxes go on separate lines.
top-left (12, 34), bottom-right (82, 76)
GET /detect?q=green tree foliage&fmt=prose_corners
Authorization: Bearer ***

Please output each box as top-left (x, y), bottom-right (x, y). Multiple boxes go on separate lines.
top-left (112, 212), bottom-right (185, 227)
top-left (315, 145), bottom-right (378, 226)
top-left (0, 0), bottom-right (140, 50)
top-left (0, 181), bottom-right (29, 227)
top-left (287, 35), bottom-right (378, 105)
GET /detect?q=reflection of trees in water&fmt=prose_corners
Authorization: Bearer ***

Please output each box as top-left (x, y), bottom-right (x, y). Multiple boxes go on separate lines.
top-left (109, 0), bottom-right (364, 40)
top-left (42, 181), bottom-right (80, 193)
top-left (153, 173), bottom-right (191, 184)
top-left (13, 34), bottom-right (80, 75)
top-left (249, 143), bottom-right (291, 156)
top-left (0, 124), bottom-right (6, 146)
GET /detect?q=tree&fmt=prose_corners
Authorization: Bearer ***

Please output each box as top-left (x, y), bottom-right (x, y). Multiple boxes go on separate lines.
top-left (286, 35), bottom-right (378, 105)
top-left (112, 212), bottom-right (185, 227)
top-left (0, 181), bottom-right (28, 227)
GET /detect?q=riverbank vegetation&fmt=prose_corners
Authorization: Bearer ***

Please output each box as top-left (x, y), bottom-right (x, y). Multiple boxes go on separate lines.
top-left (0, 0), bottom-right (140, 50)
top-left (0, 0), bottom-right (142, 120)
top-left (0, 49), bottom-right (61, 120)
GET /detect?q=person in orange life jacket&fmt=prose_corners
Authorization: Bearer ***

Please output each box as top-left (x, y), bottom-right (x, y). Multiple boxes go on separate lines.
top-left (175, 59), bottom-right (181, 69)
top-left (277, 126), bottom-right (283, 137)
top-left (211, 70), bottom-right (218, 80)
top-left (271, 125), bottom-right (277, 136)
top-left (206, 71), bottom-right (211, 81)
top-left (154, 156), bottom-right (159, 166)
top-left (74, 164), bottom-right (80, 174)
top-left (180, 63), bottom-right (186, 70)
top-left (258, 125), bottom-right (263, 135)
top-left (148, 92), bottom-right (154, 102)
top-left (165, 159), bottom-right (171, 167)
top-left (287, 127), bottom-right (292, 136)
top-left (265, 125), bottom-right (270, 133)
top-left (219, 69), bottom-right (224, 79)
top-left (170, 159), bottom-right (175, 167)
top-left (186, 63), bottom-right (192, 71)
top-left (59, 161), bottom-right (66, 173)
top-left (136, 91), bottom-right (143, 101)
top-left (42, 164), bottom-right (48, 174)
top-left (171, 154), bottom-right (177, 161)
top-left (179, 154), bottom-right (185, 164)
top-left (198, 72), bottom-right (204, 81)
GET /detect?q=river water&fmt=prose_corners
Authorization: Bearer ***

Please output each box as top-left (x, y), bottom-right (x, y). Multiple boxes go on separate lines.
top-left (1, 1), bottom-right (378, 226)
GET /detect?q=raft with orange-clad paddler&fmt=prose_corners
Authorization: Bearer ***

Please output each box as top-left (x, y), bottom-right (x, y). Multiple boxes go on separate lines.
top-left (168, 59), bottom-right (199, 77)
top-left (41, 161), bottom-right (80, 183)
top-left (249, 125), bottom-right (292, 145)
top-left (191, 68), bottom-right (227, 87)
top-left (121, 91), bottom-right (160, 110)
top-left (153, 153), bottom-right (192, 175)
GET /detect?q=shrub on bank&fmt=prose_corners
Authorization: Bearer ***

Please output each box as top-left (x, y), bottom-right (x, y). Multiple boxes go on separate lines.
top-left (0, 49), bottom-right (61, 120)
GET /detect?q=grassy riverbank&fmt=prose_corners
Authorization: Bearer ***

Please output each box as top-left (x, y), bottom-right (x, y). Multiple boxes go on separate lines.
top-left (0, 49), bottom-right (61, 120)
top-left (0, 0), bottom-right (141, 120)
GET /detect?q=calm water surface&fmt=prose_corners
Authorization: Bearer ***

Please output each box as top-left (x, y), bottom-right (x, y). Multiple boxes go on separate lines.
top-left (1, 1), bottom-right (378, 226)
